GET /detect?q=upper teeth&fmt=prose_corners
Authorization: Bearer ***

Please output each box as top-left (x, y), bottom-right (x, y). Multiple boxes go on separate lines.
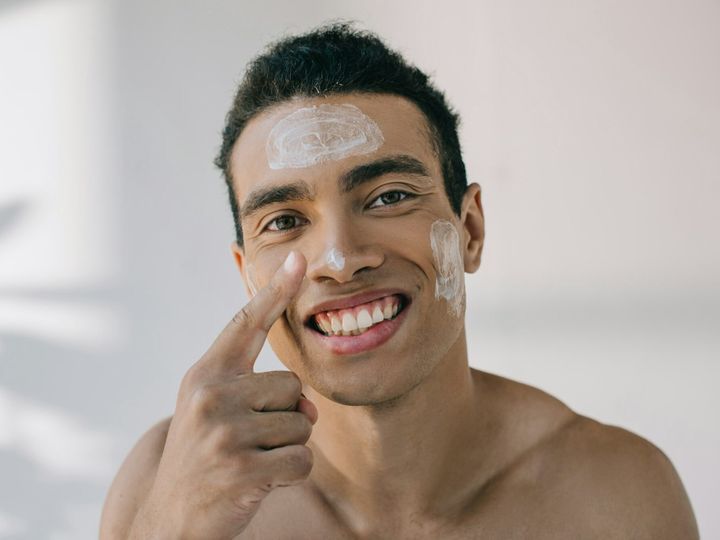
top-left (314, 295), bottom-right (402, 336)
top-left (357, 310), bottom-right (373, 329)
top-left (342, 313), bottom-right (357, 332)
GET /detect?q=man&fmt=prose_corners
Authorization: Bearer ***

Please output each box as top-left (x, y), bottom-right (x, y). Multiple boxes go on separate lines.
top-left (100, 23), bottom-right (698, 539)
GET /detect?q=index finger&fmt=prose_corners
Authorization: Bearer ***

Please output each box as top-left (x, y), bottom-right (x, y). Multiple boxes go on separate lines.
top-left (198, 250), bottom-right (306, 377)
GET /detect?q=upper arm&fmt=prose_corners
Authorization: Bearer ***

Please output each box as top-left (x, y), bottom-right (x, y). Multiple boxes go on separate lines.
top-left (99, 416), bottom-right (172, 540)
top-left (635, 439), bottom-right (698, 539)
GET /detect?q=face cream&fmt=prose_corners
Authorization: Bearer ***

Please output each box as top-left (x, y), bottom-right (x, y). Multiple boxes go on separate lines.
top-left (266, 103), bottom-right (384, 170)
top-left (326, 247), bottom-right (346, 271)
top-left (430, 219), bottom-right (464, 316)
top-left (245, 263), bottom-right (259, 298)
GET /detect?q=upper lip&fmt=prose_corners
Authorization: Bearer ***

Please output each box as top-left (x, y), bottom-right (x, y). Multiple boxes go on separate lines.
top-left (303, 288), bottom-right (410, 323)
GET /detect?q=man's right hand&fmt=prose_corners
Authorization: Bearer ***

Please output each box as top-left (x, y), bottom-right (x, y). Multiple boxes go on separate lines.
top-left (129, 251), bottom-right (317, 540)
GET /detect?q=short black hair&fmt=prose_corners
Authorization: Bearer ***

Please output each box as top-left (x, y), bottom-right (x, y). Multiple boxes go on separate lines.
top-left (213, 21), bottom-right (468, 247)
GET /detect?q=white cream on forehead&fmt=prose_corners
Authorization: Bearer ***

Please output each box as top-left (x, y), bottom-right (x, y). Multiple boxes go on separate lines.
top-left (326, 247), bottom-right (346, 271)
top-left (266, 103), bottom-right (384, 170)
top-left (430, 219), bottom-right (465, 317)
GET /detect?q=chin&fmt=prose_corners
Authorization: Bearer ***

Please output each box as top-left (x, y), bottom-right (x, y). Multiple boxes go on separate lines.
top-left (325, 386), bottom-right (410, 408)
top-left (306, 359), bottom-right (432, 409)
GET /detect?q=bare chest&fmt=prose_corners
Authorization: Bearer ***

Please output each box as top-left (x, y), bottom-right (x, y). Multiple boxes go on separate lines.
top-left (236, 477), bottom-right (594, 540)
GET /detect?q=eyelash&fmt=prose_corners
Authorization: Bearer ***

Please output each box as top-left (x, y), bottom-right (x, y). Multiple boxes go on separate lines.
top-left (367, 190), bottom-right (415, 209)
top-left (262, 190), bottom-right (415, 233)
top-left (265, 215), bottom-right (308, 233)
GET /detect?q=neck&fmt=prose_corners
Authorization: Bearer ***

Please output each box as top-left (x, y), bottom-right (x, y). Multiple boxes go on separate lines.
top-left (304, 329), bottom-right (489, 528)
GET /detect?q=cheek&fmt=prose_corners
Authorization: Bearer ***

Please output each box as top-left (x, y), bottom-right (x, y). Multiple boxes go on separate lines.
top-left (245, 263), bottom-right (259, 297)
top-left (266, 316), bottom-right (309, 375)
top-left (244, 251), bottom-right (289, 294)
top-left (369, 217), bottom-right (438, 280)
top-left (429, 219), bottom-right (465, 317)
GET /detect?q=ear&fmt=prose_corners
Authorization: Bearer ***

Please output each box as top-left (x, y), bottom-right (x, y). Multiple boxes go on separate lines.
top-left (230, 241), bottom-right (254, 299)
top-left (460, 183), bottom-right (485, 273)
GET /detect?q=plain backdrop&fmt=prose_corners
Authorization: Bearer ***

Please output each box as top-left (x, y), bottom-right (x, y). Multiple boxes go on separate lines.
top-left (1, 0), bottom-right (718, 537)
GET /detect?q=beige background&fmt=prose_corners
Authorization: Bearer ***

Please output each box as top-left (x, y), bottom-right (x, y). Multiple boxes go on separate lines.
top-left (1, 0), bottom-right (718, 537)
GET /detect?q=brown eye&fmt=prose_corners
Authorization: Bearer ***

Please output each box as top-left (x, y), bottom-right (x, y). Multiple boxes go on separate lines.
top-left (266, 215), bottom-right (305, 232)
top-left (368, 190), bottom-right (411, 208)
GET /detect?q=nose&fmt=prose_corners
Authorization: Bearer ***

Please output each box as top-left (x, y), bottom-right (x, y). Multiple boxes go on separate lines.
top-left (305, 218), bottom-right (384, 283)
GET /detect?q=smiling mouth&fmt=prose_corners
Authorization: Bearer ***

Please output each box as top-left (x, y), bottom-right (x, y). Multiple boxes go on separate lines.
top-left (307, 294), bottom-right (408, 337)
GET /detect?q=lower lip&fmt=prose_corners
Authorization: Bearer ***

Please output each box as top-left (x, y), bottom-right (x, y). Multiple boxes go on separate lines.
top-left (307, 303), bottom-right (410, 356)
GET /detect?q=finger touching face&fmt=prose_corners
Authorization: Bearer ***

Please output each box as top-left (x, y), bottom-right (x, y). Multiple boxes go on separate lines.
top-left (196, 250), bottom-right (307, 379)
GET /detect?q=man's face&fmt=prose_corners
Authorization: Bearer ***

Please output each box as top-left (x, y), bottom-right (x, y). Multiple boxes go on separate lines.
top-left (229, 93), bottom-right (479, 406)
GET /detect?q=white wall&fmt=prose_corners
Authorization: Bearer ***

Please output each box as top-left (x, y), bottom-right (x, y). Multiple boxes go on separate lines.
top-left (1, 0), bottom-right (717, 537)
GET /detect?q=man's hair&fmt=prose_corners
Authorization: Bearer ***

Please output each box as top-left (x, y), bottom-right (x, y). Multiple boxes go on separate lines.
top-left (213, 22), bottom-right (468, 247)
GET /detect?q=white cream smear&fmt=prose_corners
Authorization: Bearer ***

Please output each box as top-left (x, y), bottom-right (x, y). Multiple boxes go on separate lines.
top-left (245, 263), bottom-right (259, 298)
top-left (430, 219), bottom-right (464, 316)
top-left (326, 247), bottom-right (346, 271)
top-left (266, 103), bottom-right (384, 169)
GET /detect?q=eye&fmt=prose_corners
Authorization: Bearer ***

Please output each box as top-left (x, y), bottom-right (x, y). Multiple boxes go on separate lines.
top-left (368, 190), bottom-right (413, 209)
top-left (265, 214), bottom-right (307, 232)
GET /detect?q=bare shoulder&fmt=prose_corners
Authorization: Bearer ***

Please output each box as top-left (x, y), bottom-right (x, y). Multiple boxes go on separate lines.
top-left (475, 373), bottom-right (698, 538)
top-left (545, 415), bottom-right (699, 539)
top-left (99, 416), bottom-right (172, 540)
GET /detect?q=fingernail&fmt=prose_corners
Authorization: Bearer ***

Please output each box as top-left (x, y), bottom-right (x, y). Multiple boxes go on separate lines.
top-left (283, 251), bottom-right (298, 273)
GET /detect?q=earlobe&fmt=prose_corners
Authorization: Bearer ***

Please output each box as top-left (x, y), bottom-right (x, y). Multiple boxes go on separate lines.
top-left (460, 183), bottom-right (485, 273)
top-left (231, 241), bottom-right (245, 274)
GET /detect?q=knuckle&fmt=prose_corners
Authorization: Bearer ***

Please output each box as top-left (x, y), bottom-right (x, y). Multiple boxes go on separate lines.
top-left (298, 415), bottom-right (313, 441)
top-left (232, 485), bottom-right (270, 518)
top-left (235, 372), bottom-right (255, 387)
top-left (209, 423), bottom-right (238, 453)
top-left (279, 371), bottom-right (302, 396)
top-left (285, 445), bottom-right (313, 476)
top-left (235, 483), bottom-right (273, 515)
top-left (234, 374), bottom-right (258, 406)
top-left (286, 413), bottom-right (312, 441)
top-left (226, 442), bottom-right (255, 470)
top-left (232, 306), bottom-right (259, 330)
top-left (179, 364), bottom-right (204, 395)
top-left (189, 384), bottom-right (221, 418)
top-left (264, 280), bottom-right (282, 300)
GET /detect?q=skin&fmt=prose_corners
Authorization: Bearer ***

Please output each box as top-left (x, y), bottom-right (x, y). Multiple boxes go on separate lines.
top-left (100, 93), bottom-right (699, 539)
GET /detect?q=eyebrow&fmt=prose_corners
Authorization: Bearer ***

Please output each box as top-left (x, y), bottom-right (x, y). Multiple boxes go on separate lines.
top-left (239, 154), bottom-right (432, 220)
top-left (340, 154), bottom-right (431, 193)
top-left (240, 181), bottom-right (314, 219)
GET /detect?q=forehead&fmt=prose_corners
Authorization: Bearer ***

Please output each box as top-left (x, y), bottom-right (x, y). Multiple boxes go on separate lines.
top-left (228, 93), bottom-right (438, 200)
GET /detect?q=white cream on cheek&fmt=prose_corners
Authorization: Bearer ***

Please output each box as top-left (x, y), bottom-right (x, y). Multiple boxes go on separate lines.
top-left (245, 263), bottom-right (259, 298)
top-left (326, 247), bottom-right (346, 271)
top-left (266, 103), bottom-right (384, 170)
top-left (430, 219), bottom-right (465, 317)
